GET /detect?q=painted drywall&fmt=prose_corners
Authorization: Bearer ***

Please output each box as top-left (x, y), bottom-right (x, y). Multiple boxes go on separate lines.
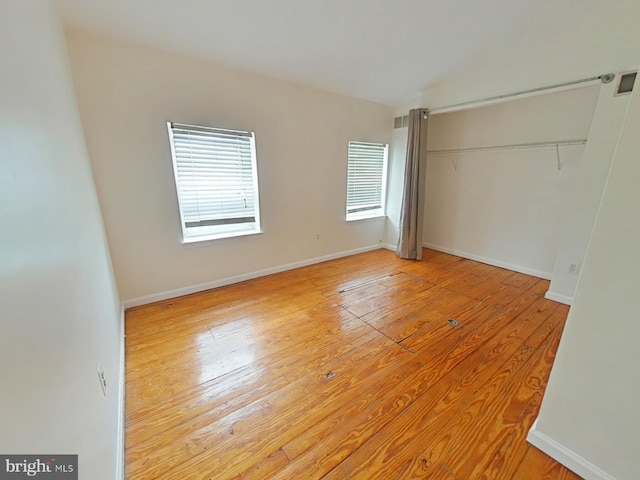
top-left (531, 63), bottom-right (640, 480)
top-left (64, 29), bottom-right (392, 303)
top-left (54, 0), bottom-right (547, 106)
top-left (385, 2), bottom-right (640, 286)
top-left (420, 1), bottom-right (640, 110)
top-left (420, 86), bottom-right (598, 277)
top-left (546, 82), bottom-right (631, 303)
top-left (0, 1), bottom-right (122, 479)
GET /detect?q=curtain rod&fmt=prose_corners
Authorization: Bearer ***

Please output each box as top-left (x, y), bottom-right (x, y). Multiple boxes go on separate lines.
top-left (427, 139), bottom-right (587, 155)
top-left (428, 73), bottom-right (615, 115)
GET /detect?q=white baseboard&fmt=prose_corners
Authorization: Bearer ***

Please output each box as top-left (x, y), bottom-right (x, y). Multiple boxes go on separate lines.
top-left (544, 290), bottom-right (574, 306)
top-left (115, 305), bottom-right (125, 480)
top-left (527, 421), bottom-right (616, 480)
top-left (123, 244), bottom-right (388, 308)
top-left (382, 243), bottom-right (396, 252)
top-left (422, 243), bottom-right (552, 280)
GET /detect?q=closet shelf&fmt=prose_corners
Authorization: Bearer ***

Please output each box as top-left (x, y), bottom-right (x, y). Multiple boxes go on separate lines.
top-left (427, 139), bottom-right (587, 155)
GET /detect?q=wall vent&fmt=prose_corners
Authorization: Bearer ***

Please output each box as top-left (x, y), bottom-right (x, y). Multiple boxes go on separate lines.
top-left (393, 115), bottom-right (409, 129)
top-left (616, 72), bottom-right (636, 96)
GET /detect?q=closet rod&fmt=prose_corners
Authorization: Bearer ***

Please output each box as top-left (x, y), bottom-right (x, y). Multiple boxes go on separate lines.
top-left (427, 139), bottom-right (587, 155)
top-left (428, 73), bottom-right (615, 115)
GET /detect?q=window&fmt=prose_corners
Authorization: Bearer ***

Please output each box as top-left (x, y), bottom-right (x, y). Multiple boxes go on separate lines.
top-left (346, 141), bottom-right (388, 221)
top-left (167, 122), bottom-right (261, 242)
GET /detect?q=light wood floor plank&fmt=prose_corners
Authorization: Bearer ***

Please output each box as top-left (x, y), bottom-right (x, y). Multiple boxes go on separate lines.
top-left (125, 248), bottom-right (574, 479)
top-left (513, 445), bottom-right (582, 480)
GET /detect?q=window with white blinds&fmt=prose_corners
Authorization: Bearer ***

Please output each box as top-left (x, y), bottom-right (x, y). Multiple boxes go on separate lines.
top-left (168, 122), bottom-right (261, 241)
top-left (346, 141), bottom-right (388, 220)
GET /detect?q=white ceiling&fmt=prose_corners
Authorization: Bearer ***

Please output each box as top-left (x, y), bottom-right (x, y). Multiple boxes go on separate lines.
top-left (54, 0), bottom-right (549, 106)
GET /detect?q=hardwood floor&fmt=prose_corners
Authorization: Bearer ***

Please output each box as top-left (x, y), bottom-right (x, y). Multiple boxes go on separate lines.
top-left (125, 248), bottom-right (581, 479)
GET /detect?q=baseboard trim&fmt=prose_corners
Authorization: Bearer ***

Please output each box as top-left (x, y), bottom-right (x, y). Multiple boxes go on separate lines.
top-left (381, 243), bottom-right (396, 252)
top-left (527, 421), bottom-right (616, 480)
top-left (544, 290), bottom-right (574, 306)
top-left (115, 305), bottom-right (125, 480)
top-left (123, 244), bottom-right (388, 308)
top-left (422, 243), bottom-right (552, 280)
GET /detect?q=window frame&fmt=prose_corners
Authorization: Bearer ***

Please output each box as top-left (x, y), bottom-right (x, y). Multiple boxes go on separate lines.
top-left (345, 140), bottom-right (389, 222)
top-left (167, 122), bottom-right (262, 243)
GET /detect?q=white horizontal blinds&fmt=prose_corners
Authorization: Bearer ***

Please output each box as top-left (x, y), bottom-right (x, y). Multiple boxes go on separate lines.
top-left (347, 141), bottom-right (387, 214)
top-left (170, 123), bottom-right (257, 228)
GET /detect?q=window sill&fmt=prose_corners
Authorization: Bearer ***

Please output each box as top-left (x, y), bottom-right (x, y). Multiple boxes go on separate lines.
top-left (181, 229), bottom-right (263, 245)
top-left (346, 212), bottom-right (387, 222)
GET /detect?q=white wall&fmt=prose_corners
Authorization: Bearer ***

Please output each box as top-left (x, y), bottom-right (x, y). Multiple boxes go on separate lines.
top-left (546, 82), bottom-right (631, 303)
top-left (0, 2), bottom-right (122, 479)
top-left (65, 30), bottom-right (393, 304)
top-left (420, 1), bottom-right (640, 110)
top-left (421, 86), bottom-right (598, 277)
top-left (529, 64), bottom-right (640, 480)
top-left (383, 1), bottom-right (640, 291)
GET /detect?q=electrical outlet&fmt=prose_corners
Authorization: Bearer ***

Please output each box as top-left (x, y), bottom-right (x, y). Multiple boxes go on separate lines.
top-left (569, 264), bottom-right (579, 274)
top-left (97, 364), bottom-right (107, 396)
top-left (316, 233), bottom-right (320, 240)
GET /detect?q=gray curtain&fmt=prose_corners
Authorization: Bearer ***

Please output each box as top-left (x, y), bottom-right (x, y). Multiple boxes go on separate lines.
top-left (396, 108), bottom-right (429, 260)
